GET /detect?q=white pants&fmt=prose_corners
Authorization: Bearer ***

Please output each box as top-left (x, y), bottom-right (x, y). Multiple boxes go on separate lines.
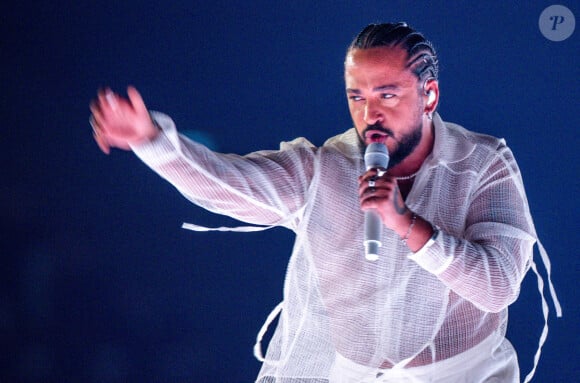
top-left (329, 332), bottom-right (519, 383)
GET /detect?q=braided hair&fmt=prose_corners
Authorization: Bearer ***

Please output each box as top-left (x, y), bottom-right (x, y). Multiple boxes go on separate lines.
top-left (348, 22), bottom-right (439, 87)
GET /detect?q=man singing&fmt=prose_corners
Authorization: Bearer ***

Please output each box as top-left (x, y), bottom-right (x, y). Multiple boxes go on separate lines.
top-left (90, 22), bottom-right (558, 382)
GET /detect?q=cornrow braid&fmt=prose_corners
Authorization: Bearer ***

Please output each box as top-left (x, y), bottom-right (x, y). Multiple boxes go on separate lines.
top-left (348, 22), bottom-right (439, 84)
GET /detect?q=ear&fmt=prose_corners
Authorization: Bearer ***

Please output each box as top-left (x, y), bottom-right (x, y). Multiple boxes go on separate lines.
top-left (423, 79), bottom-right (439, 114)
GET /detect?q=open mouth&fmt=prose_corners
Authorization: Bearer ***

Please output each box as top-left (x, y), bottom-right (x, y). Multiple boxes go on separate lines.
top-left (365, 130), bottom-right (389, 144)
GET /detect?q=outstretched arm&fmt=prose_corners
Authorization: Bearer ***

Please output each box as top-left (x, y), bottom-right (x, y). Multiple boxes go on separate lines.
top-left (89, 87), bottom-right (315, 227)
top-left (89, 86), bottom-right (159, 154)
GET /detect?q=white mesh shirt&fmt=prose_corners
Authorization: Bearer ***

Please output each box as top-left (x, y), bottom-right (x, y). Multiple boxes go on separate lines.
top-left (132, 112), bottom-right (557, 382)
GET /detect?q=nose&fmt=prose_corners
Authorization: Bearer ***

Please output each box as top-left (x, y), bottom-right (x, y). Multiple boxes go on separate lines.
top-left (363, 99), bottom-right (384, 125)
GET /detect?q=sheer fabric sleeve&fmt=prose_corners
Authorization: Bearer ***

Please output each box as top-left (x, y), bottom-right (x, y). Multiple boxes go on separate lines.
top-left (409, 143), bottom-right (535, 313)
top-left (130, 112), bottom-right (315, 229)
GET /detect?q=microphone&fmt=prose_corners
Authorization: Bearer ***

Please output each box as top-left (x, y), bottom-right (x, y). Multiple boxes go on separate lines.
top-left (363, 142), bottom-right (389, 261)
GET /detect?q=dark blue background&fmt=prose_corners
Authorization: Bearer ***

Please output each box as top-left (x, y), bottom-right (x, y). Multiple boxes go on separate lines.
top-left (2, 1), bottom-right (578, 381)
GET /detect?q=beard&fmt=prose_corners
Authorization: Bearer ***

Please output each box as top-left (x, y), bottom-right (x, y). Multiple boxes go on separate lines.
top-left (359, 121), bottom-right (422, 169)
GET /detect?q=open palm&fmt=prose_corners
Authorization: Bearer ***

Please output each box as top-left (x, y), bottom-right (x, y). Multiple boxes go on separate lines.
top-left (90, 86), bottom-right (158, 154)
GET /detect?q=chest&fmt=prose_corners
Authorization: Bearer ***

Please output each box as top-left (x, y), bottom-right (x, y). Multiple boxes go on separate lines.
top-left (398, 179), bottom-right (414, 201)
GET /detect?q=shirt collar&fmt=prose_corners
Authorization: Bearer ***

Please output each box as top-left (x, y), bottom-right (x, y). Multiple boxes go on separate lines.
top-left (429, 112), bottom-right (478, 166)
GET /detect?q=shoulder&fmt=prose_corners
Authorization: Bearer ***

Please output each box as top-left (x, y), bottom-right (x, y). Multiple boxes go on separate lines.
top-left (321, 128), bottom-right (363, 159)
top-left (433, 115), bottom-right (509, 165)
top-left (444, 120), bottom-right (505, 150)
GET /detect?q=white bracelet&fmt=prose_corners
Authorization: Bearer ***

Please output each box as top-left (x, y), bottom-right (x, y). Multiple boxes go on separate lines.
top-left (402, 213), bottom-right (417, 246)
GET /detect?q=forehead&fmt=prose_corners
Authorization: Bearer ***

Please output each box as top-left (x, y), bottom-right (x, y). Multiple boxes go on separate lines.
top-left (344, 47), bottom-right (417, 88)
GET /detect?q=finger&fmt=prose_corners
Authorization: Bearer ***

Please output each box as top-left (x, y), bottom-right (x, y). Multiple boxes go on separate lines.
top-left (359, 182), bottom-right (380, 198)
top-left (96, 89), bottom-right (112, 116)
top-left (358, 182), bottom-right (369, 196)
top-left (96, 87), bottom-right (111, 104)
top-left (89, 115), bottom-right (99, 131)
top-left (360, 173), bottom-right (396, 190)
top-left (93, 130), bottom-right (111, 154)
top-left (89, 100), bottom-right (104, 121)
top-left (359, 189), bottom-right (386, 210)
top-left (359, 169), bottom-right (379, 184)
top-left (89, 102), bottom-right (111, 133)
top-left (96, 87), bottom-right (119, 114)
top-left (358, 179), bottom-right (375, 196)
top-left (359, 181), bottom-right (395, 199)
top-left (358, 173), bottom-right (386, 191)
top-left (90, 115), bottom-right (106, 143)
top-left (364, 185), bottom-right (387, 197)
top-left (90, 114), bottom-right (109, 136)
top-left (127, 85), bottom-right (148, 115)
top-left (106, 90), bottom-right (119, 112)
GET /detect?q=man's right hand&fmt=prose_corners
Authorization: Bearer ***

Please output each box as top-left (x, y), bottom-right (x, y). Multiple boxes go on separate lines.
top-left (89, 86), bottom-right (159, 154)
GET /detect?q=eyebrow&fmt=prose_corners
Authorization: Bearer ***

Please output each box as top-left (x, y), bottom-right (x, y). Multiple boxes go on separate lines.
top-left (346, 84), bottom-right (401, 94)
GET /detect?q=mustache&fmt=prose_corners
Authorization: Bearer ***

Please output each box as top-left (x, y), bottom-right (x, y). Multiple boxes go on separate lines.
top-left (362, 123), bottom-right (394, 138)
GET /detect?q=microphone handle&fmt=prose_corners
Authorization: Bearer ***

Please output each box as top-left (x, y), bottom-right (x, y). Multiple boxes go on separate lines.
top-left (364, 209), bottom-right (382, 261)
top-left (363, 143), bottom-right (389, 261)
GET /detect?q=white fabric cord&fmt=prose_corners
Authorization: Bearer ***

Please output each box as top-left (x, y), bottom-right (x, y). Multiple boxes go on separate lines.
top-left (536, 240), bottom-right (563, 316)
top-left (182, 222), bottom-right (276, 232)
top-left (254, 302), bottom-right (284, 363)
top-left (522, 239), bottom-right (563, 383)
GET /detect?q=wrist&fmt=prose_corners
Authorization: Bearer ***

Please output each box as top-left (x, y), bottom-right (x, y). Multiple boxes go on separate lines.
top-left (147, 115), bottom-right (162, 138)
top-left (393, 210), bottom-right (414, 239)
top-left (402, 213), bottom-right (417, 246)
top-left (400, 213), bottom-right (435, 252)
top-left (130, 115), bottom-right (161, 146)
